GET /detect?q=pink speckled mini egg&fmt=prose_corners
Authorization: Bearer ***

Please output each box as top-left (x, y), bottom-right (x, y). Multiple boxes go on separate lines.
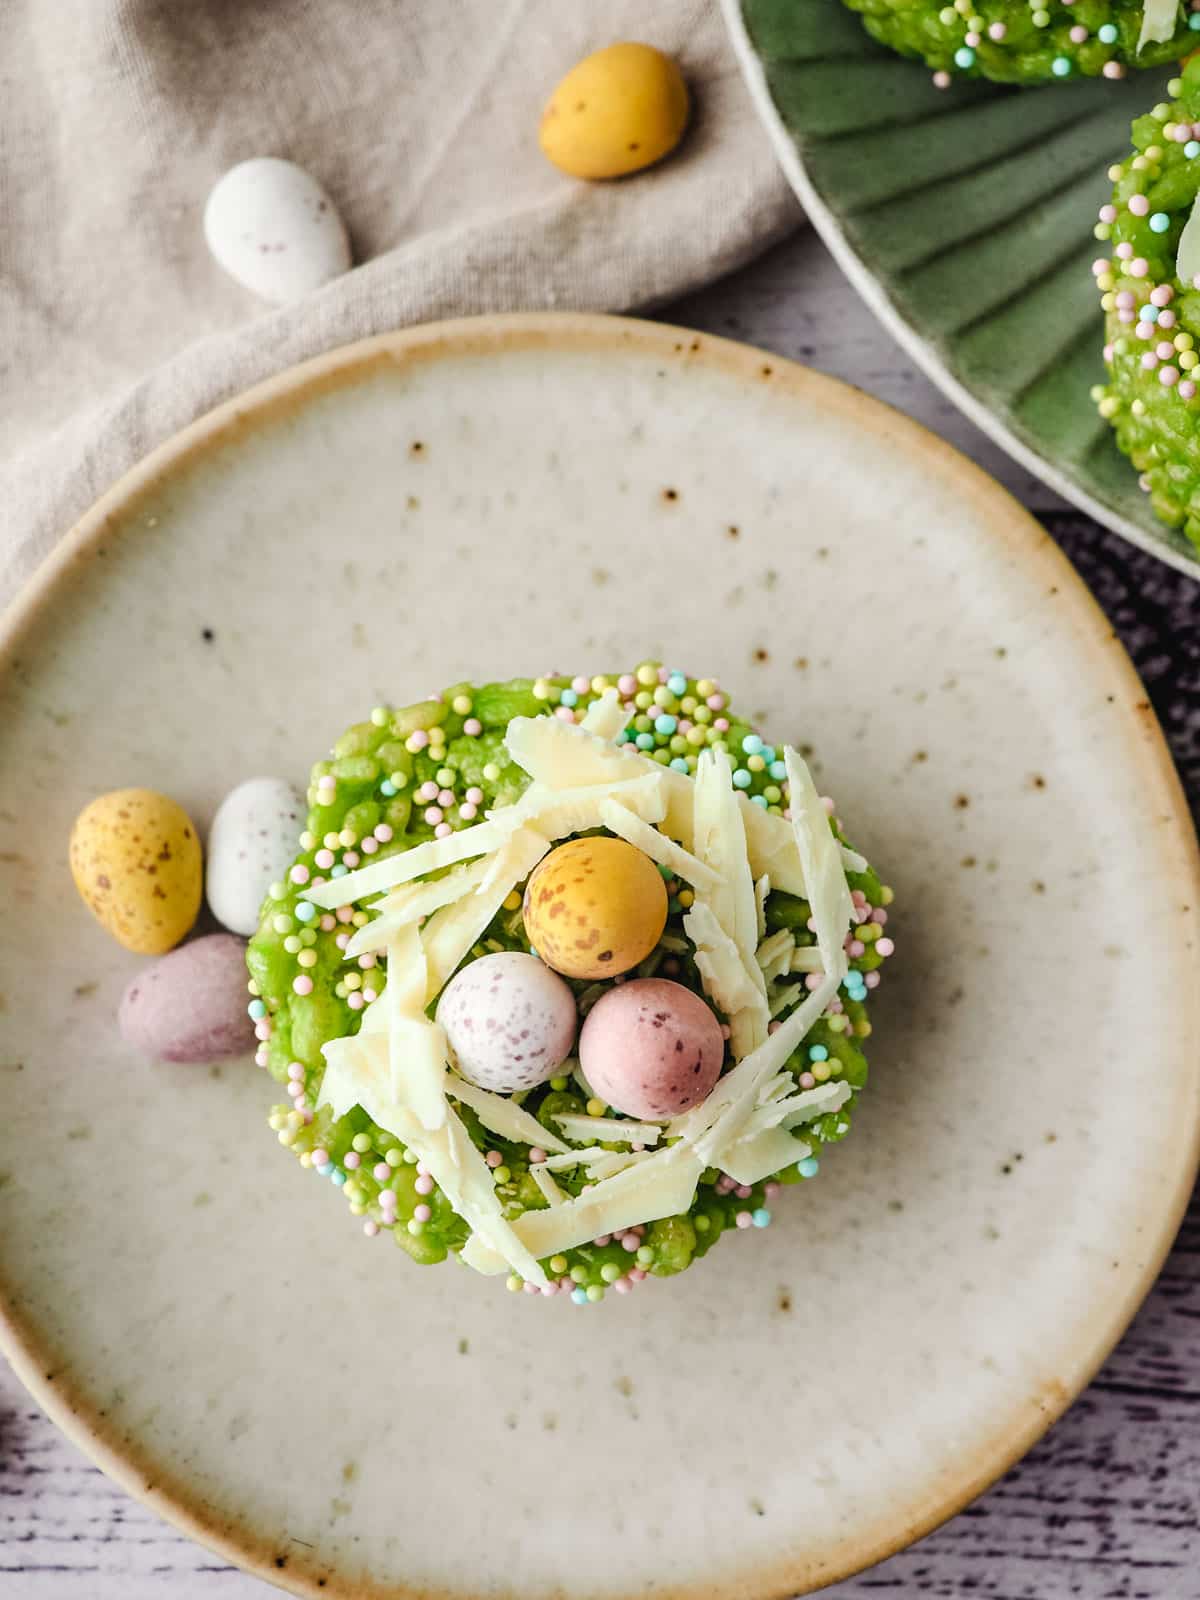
top-left (436, 951), bottom-right (577, 1094)
top-left (579, 977), bottom-right (724, 1119)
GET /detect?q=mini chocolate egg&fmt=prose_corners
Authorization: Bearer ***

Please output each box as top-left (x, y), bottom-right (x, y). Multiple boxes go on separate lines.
top-left (522, 836), bottom-right (667, 980)
top-left (69, 788), bottom-right (202, 954)
top-left (436, 951), bottom-right (577, 1094)
top-left (119, 934), bottom-right (255, 1063)
top-left (206, 776), bottom-right (305, 936)
top-left (539, 42), bottom-right (690, 180)
top-left (579, 978), bottom-right (724, 1119)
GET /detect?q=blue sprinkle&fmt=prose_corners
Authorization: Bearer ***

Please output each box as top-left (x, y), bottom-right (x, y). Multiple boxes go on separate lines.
top-left (1098, 21), bottom-right (1118, 40)
top-left (331, 863), bottom-right (349, 877)
top-left (667, 672), bottom-right (688, 696)
top-left (732, 768), bottom-right (753, 789)
top-left (954, 45), bottom-right (976, 67)
top-left (1150, 213), bottom-right (1171, 234)
top-left (247, 999), bottom-right (267, 1020)
top-left (295, 901), bottom-right (316, 923)
top-left (1050, 55), bottom-right (1070, 76)
top-left (768, 760), bottom-right (787, 781)
top-left (742, 734), bottom-right (764, 756)
top-left (559, 688), bottom-right (578, 707)
top-left (571, 1287), bottom-right (589, 1305)
top-left (669, 757), bottom-right (690, 773)
top-left (655, 714), bottom-right (677, 735)
top-left (1191, 11), bottom-right (1200, 26)
top-left (1187, 141), bottom-right (1200, 158)
top-left (615, 728), bottom-right (630, 744)
top-left (809, 1044), bottom-right (829, 1062)
top-left (751, 794), bottom-right (769, 809)
top-left (380, 779), bottom-right (397, 797)
top-left (751, 1208), bottom-right (771, 1228)
top-left (797, 1157), bottom-right (820, 1179)
top-left (330, 1168), bottom-right (347, 1186)
top-left (635, 732), bottom-right (656, 751)
top-left (1142, 304), bottom-right (1160, 323)
top-left (760, 746), bottom-right (776, 763)
top-left (315, 1162), bottom-right (334, 1177)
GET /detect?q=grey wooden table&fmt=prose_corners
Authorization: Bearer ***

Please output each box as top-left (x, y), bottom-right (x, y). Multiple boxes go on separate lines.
top-left (3, 228), bottom-right (1198, 1600)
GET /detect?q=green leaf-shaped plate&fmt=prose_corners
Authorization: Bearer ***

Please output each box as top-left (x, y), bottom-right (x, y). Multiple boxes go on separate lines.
top-left (722, 0), bottom-right (1200, 576)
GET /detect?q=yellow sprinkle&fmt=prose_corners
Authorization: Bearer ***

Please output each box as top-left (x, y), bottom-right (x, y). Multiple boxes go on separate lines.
top-left (1132, 155), bottom-right (1147, 170)
top-left (352, 911), bottom-right (369, 927)
top-left (483, 763), bottom-right (501, 782)
top-left (451, 695), bottom-right (472, 715)
top-left (1132, 398), bottom-right (1147, 416)
top-left (299, 830), bottom-right (315, 850)
top-left (812, 1062), bottom-right (831, 1082)
top-left (506, 1274), bottom-right (522, 1292)
top-left (297, 948), bottom-right (318, 969)
top-left (1098, 396), bottom-right (1120, 419)
top-left (533, 679), bottom-right (551, 700)
top-left (1181, 351), bottom-right (1198, 371)
top-left (879, 885), bottom-right (894, 906)
top-left (503, 890), bottom-right (522, 911)
top-left (747, 754), bottom-right (766, 773)
top-left (1098, 274), bottom-right (1115, 293)
top-left (858, 1020), bottom-right (873, 1038)
top-left (696, 678), bottom-right (715, 697)
top-left (634, 690), bottom-right (654, 711)
top-left (345, 972), bottom-right (363, 991)
top-left (586, 1098), bottom-right (607, 1117)
top-left (339, 828), bottom-right (357, 848)
top-left (299, 1151), bottom-right (313, 1168)
top-left (550, 1255), bottom-right (568, 1274)
top-left (636, 664), bottom-right (659, 686)
top-left (1107, 164), bottom-right (1122, 182)
top-left (1146, 144), bottom-right (1164, 160)
top-left (678, 889), bottom-right (695, 908)
top-left (278, 1128), bottom-right (297, 1146)
top-left (591, 675), bottom-right (610, 693)
top-left (1100, 293), bottom-right (1116, 312)
top-left (1176, 332), bottom-right (1195, 351)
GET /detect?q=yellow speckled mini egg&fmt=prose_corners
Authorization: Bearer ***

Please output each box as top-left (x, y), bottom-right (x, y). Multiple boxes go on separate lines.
top-left (539, 42), bottom-right (690, 181)
top-left (522, 836), bottom-right (667, 980)
top-left (69, 788), bottom-right (203, 954)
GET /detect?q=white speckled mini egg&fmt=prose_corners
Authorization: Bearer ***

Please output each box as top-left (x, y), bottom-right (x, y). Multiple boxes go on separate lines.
top-left (436, 952), bottom-right (577, 1094)
top-left (203, 158), bottom-right (351, 304)
top-left (206, 777), bottom-right (305, 936)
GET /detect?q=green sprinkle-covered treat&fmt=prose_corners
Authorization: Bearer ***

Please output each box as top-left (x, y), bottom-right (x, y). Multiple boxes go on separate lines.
top-left (841, 0), bottom-right (1194, 84)
top-left (248, 665), bottom-right (896, 1304)
top-left (1094, 59), bottom-right (1200, 547)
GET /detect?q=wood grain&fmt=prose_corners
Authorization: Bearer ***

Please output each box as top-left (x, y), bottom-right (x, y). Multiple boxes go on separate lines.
top-left (2, 229), bottom-right (1197, 1599)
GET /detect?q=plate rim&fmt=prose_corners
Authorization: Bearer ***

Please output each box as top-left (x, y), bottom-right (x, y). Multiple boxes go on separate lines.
top-left (719, 0), bottom-right (1200, 581)
top-left (1, 310), bottom-right (1198, 1600)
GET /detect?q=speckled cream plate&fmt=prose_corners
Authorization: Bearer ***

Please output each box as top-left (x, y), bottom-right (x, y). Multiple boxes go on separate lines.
top-left (1, 314), bottom-right (1197, 1600)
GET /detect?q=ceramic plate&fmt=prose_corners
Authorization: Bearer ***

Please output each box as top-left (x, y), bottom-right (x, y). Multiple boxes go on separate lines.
top-left (1, 314), bottom-right (1197, 1600)
top-left (722, 0), bottom-right (1200, 577)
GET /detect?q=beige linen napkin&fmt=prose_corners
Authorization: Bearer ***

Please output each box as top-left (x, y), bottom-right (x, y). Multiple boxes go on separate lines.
top-left (0, 0), bottom-right (798, 598)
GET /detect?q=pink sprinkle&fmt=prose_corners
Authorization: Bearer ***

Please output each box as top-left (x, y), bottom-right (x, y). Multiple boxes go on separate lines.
top-left (464, 718), bottom-right (482, 736)
top-left (529, 1148), bottom-right (547, 1164)
top-left (799, 1071), bottom-right (816, 1089)
top-left (1129, 198), bottom-right (1150, 221)
top-left (555, 705), bottom-right (575, 722)
top-left (621, 1233), bottom-right (640, 1252)
top-left (1157, 341), bottom-right (1176, 361)
top-left (486, 1150), bottom-right (503, 1168)
top-left (435, 822), bottom-right (452, 838)
top-left (373, 1162), bottom-right (390, 1181)
top-left (618, 674), bottom-right (637, 695)
top-left (415, 1175), bottom-right (434, 1196)
top-left (358, 953), bottom-right (377, 969)
top-left (1158, 310), bottom-right (1178, 330)
top-left (629, 1268), bottom-right (648, 1282)
top-left (317, 774), bottom-right (336, 791)
top-left (288, 1061), bottom-right (305, 1080)
top-left (300, 1108), bottom-right (313, 1123)
top-left (1181, 380), bottom-right (1197, 399)
top-left (735, 1211), bottom-right (753, 1229)
top-left (768, 1020), bottom-right (781, 1035)
top-left (335, 931), bottom-right (350, 950)
top-left (987, 20), bottom-right (1005, 37)
top-left (828, 997), bottom-right (843, 1013)
top-left (417, 1163), bottom-right (430, 1177)
top-left (313, 1149), bottom-right (330, 1168)
top-left (678, 718), bottom-right (693, 734)
top-left (336, 905), bottom-right (354, 923)
top-left (375, 823), bottom-right (394, 842)
top-left (320, 914), bottom-right (336, 931)
top-left (414, 1204), bottom-right (432, 1223)
top-left (706, 694), bottom-right (725, 711)
top-left (965, 30), bottom-right (980, 45)
top-left (290, 863), bottom-right (310, 885)
top-left (541, 1282), bottom-right (558, 1296)
top-left (1098, 205), bottom-right (1117, 225)
top-left (657, 666), bottom-right (670, 684)
top-left (736, 1184), bottom-right (752, 1200)
top-left (932, 69), bottom-right (951, 88)
top-left (1068, 24), bottom-right (1087, 41)
top-left (293, 975), bottom-right (314, 995)
top-left (1130, 258), bottom-right (1149, 278)
top-left (714, 717), bottom-right (730, 733)
top-left (1176, 123), bottom-right (1193, 143)
top-left (361, 836), bottom-right (379, 855)
top-left (1142, 351), bottom-right (1160, 370)
top-left (466, 787), bottom-right (484, 805)
top-left (347, 991), bottom-right (365, 1011)
top-left (865, 971), bottom-right (881, 989)
top-left (255, 1046), bottom-right (269, 1067)
top-left (848, 939), bottom-right (865, 958)
top-left (572, 675), bottom-right (590, 693)
top-left (805, 973), bottom-right (823, 991)
top-left (363, 1220), bottom-right (379, 1237)
top-left (287, 1080), bottom-right (303, 1099)
top-left (438, 789), bottom-right (454, 807)
top-left (594, 1234), bottom-right (612, 1248)
top-left (342, 850), bottom-right (360, 868)
top-left (613, 1278), bottom-right (632, 1294)
top-left (872, 909), bottom-right (888, 927)
top-left (459, 803), bottom-right (478, 821)
top-left (1102, 60), bottom-right (1124, 78)
top-left (1115, 290), bottom-right (1135, 309)
top-left (1135, 321), bottom-right (1155, 341)
top-left (409, 730), bottom-right (429, 750)
top-left (1161, 366), bottom-right (1181, 387)
top-left (255, 1020), bottom-right (271, 1041)
top-left (765, 1183), bottom-right (782, 1200)
top-left (344, 1151), bottom-right (361, 1170)
top-left (362, 988), bottom-right (378, 1003)
top-left (423, 806), bottom-right (444, 825)
top-left (416, 781), bottom-right (438, 802)
top-left (1115, 241), bottom-right (1134, 260)
top-left (1117, 309), bottom-right (1135, 325)
top-left (720, 1022), bottom-right (732, 1040)
top-left (875, 937), bottom-right (895, 957)
top-left (314, 848), bottom-right (334, 869)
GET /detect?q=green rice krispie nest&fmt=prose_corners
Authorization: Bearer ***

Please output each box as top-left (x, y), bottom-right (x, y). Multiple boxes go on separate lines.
top-left (247, 666), bottom-right (896, 1303)
top-left (840, 0), bottom-right (1196, 83)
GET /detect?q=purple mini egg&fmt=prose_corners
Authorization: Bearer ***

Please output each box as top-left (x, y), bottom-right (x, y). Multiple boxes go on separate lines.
top-left (579, 978), bottom-right (724, 1119)
top-left (119, 933), bottom-right (256, 1063)
top-left (436, 951), bottom-right (577, 1094)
